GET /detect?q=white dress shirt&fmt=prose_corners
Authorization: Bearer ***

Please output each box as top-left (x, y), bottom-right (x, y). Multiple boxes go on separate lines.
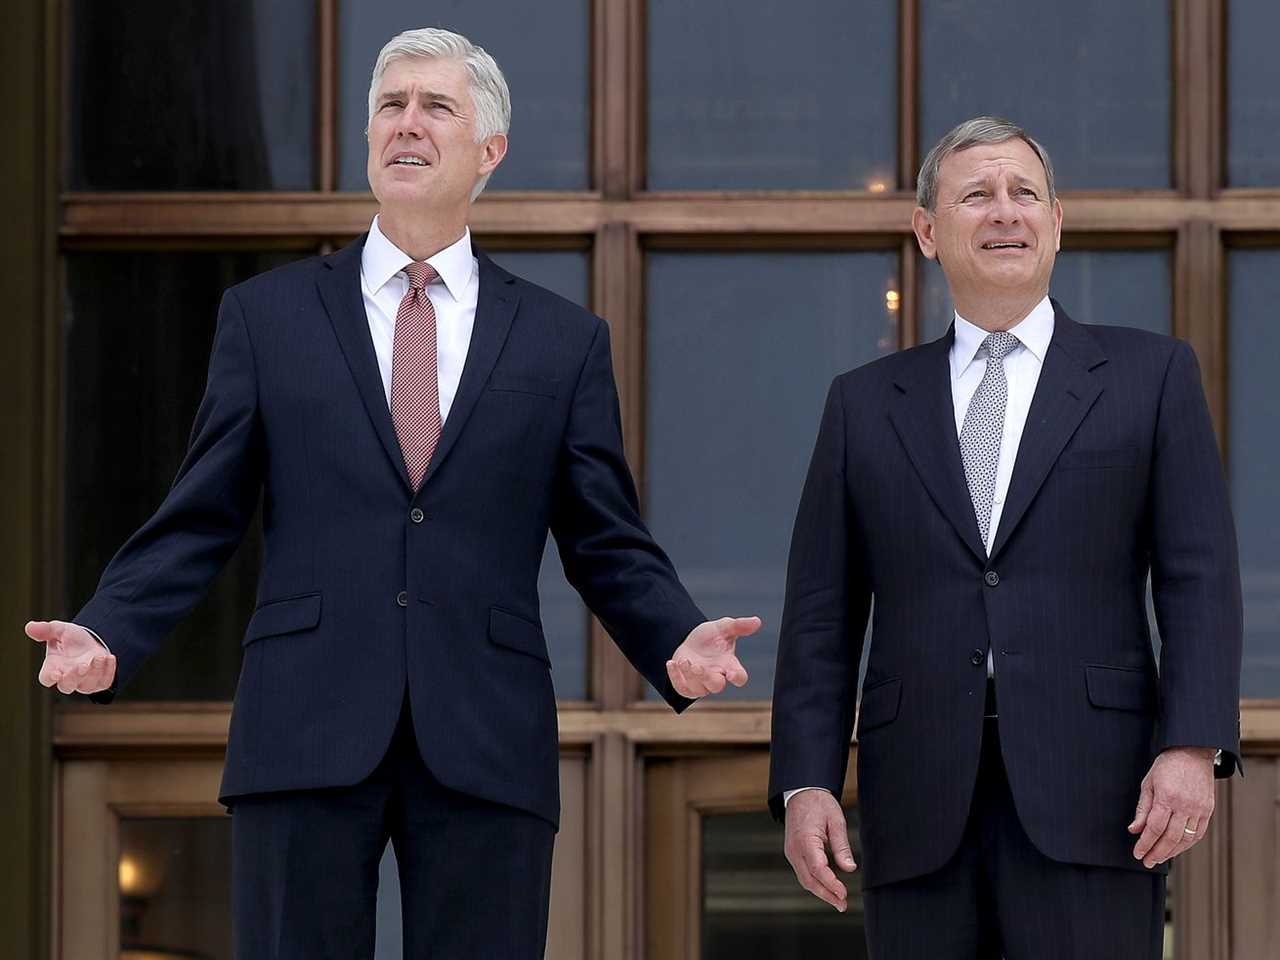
top-left (361, 215), bottom-right (479, 420)
top-left (783, 297), bottom-right (1055, 808)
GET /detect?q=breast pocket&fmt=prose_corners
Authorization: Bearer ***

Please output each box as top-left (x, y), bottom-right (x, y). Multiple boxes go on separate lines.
top-left (1059, 446), bottom-right (1139, 470)
top-left (488, 373), bottom-right (560, 399)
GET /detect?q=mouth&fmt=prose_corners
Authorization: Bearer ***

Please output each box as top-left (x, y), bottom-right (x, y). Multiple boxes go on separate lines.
top-left (387, 153), bottom-right (431, 168)
top-left (980, 240), bottom-right (1029, 250)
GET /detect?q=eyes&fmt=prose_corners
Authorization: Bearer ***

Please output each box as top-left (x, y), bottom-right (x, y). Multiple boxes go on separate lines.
top-left (961, 186), bottom-right (1040, 202)
top-left (378, 100), bottom-right (454, 115)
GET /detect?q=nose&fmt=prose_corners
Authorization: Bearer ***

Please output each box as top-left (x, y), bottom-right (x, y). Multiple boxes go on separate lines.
top-left (395, 103), bottom-right (425, 139)
top-left (989, 189), bottom-right (1020, 225)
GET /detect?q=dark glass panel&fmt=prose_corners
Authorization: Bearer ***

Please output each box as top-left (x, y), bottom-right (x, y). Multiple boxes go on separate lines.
top-left (920, 0), bottom-right (1170, 189)
top-left (338, 2), bottom-right (589, 191)
top-left (645, 251), bottom-right (899, 699)
top-left (1227, 250), bottom-right (1280, 697)
top-left (920, 249), bottom-right (1172, 343)
top-left (702, 809), bottom-right (866, 958)
top-left (1227, 0), bottom-right (1280, 185)
top-left (486, 249), bottom-right (593, 699)
top-left (67, 0), bottom-right (314, 190)
top-left (118, 818), bottom-right (232, 960)
top-left (647, 0), bottom-right (897, 190)
top-left (64, 251), bottom-right (306, 701)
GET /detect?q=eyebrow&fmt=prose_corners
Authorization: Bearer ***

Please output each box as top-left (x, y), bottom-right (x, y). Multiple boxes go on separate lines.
top-left (378, 89), bottom-right (461, 108)
top-left (955, 174), bottom-right (1043, 194)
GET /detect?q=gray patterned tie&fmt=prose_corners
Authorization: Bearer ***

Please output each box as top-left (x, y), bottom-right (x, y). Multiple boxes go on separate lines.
top-left (959, 331), bottom-right (1020, 550)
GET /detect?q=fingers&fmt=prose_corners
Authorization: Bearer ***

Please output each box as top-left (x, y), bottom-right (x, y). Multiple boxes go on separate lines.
top-left (37, 651), bottom-right (116, 695)
top-left (666, 658), bottom-right (707, 698)
top-left (78, 655), bottom-right (117, 694)
top-left (803, 835), bottom-right (848, 905)
top-left (725, 657), bottom-right (749, 688)
top-left (1133, 802), bottom-right (1172, 864)
top-left (722, 615), bottom-right (762, 638)
top-left (1142, 814), bottom-right (1191, 868)
top-left (1128, 779), bottom-right (1153, 834)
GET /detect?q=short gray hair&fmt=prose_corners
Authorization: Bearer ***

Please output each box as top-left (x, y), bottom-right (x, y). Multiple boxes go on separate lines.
top-left (367, 28), bottom-right (512, 200)
top-left (916, 116), bottom-right (1056, 212)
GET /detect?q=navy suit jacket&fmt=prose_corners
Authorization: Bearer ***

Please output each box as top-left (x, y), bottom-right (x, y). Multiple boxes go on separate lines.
top-left (768, 303), bottom-right (1242, 887)
top-left (80, 236), bottom-right (702, 827)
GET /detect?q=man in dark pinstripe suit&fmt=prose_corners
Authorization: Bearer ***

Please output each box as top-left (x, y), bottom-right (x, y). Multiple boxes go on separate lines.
top-left (769, 117), bottom-right (1242, 959)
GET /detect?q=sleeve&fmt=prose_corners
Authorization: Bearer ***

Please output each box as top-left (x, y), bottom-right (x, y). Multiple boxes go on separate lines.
top-left (768, 379), bottom-right (870, 819)
top-left (77, 288), bottom-right (264, 703)
top-left (548, 319), bottom-right (706, 712)
top-left (1148, 340), bottom-right (1243, 777)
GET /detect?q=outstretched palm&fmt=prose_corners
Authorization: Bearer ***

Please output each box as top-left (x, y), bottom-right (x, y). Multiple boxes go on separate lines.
top-left (666, 616), bottom-right (760, 698)
top-left (26, 620), bottom-right (116, 695)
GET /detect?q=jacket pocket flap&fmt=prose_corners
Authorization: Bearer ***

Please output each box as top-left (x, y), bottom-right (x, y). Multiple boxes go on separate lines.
top-left (243, 593), bottom-right (321, 647)
top-left (489, 607), bottom-right (551, 666)
top-left (489, 373), bottom-right (559, 398)
top-left (1060, 446), bottom-right (1139, 470)
top-left (1085, 664), bottom-right (1154, 712)
top-left (857, 677), bottom-right (902, 735)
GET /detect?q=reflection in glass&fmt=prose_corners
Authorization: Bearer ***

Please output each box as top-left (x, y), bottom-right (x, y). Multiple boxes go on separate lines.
top-left (337, 1), bottom-right (589, 192)
top-left (702, 810), bottom-right (865, 959)
top-left (67, 0), bottom-right (314, 190)
top-left (920, 0), bottom-right (1170, 189)
top-left (485, 249), bottom-right (592, 699)
top-left (920, 249), bottom-right (1172, 344)
top-left (645, 251), bottom-right (898, 699)
top-left (64, 252), bottom-right (306, 701)
top-left (1228, 250), bottom-right (1280, 696)
top-left (119, 819), bottom-right (232, 960)
top-left (647, 1), bottom-right (896, 190)
top-left (1228, 0), bottom-right (1280, 185)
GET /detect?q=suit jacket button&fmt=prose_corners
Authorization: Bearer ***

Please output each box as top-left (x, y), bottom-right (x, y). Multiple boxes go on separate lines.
top-left (396, 590), bottom-right (408, 607)
top-left (410, 508), bottom-right (424, 523)
top-left (984, 570), bottom-right (1000, 587)
top-left (970, 649), bottom-right (985, 666)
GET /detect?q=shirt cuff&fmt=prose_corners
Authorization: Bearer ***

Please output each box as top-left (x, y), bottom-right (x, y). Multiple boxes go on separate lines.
top-left (782, 786), bottom-right (831, 807)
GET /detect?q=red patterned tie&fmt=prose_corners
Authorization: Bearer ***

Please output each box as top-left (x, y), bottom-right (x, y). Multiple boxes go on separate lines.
top-left (391, 261), bottom-right (442, 490)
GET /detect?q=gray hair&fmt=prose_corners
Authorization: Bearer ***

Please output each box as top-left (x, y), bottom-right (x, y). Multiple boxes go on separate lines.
top-left (916, 116), bottom-right (1056, 212)
top-left (367, 28), bottom-right (512, 200)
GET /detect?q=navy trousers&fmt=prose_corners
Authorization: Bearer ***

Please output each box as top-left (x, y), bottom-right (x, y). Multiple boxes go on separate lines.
top-left (863, 717), bottom-right (1166, 960)
top-left (230, 697), bottom-right (555, 960)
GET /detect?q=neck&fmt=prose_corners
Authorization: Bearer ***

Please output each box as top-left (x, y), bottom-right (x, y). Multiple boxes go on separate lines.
top-left (378, 207), bottom-right (468, 262)
top-left (951, 287), bottom-right (1047, 332)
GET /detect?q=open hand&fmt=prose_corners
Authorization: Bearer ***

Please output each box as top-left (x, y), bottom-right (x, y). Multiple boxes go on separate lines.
top-left (26, 620), bottom-right (116, 695)
top-left (1128, 746), bottom-right (1216, 868)
top-left (784, 789), bottom-right (856, 911)
top-left (666, 616), bottom-right (760, 698)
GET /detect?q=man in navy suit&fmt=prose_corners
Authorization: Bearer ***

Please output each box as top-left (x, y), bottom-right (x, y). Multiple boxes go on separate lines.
top-left (28, 27), bottom-right (758, 959)
top-left (769, 117), bottom-right (1242, 959)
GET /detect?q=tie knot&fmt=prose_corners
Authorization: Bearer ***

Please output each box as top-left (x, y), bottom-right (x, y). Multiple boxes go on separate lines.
top-left (983, 331), bottom-right (1019, 361)
top-left (403, 261), bottom-right (438, 291)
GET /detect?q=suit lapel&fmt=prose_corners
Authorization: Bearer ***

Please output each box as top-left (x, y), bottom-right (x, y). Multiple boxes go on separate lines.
top-left (316, 235), bottom-right (412, 491)
top-left (988, 305), bottom-right (1106, 560)
top-left (417, 248), bottom-right (519, 490)
top-left (887, 329), bottom-right (989, 564)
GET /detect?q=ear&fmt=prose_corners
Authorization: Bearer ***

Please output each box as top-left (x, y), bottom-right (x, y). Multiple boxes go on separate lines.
top-left (912, 207), bottom-right (938, 261)
top-left (1052, 197), bottom-right (1063, 252)
top-left (478, 133), bottom-right (508, 177)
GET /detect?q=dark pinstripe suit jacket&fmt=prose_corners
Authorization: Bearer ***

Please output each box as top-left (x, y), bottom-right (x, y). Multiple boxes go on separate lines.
top-left (768, 301), bottom-right (1242, 888)
top-left (78, 237), bottom-right (702, 827)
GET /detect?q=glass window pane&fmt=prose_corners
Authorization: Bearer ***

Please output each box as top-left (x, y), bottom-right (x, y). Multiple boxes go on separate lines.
top-left (486, 249), bottom-right (592, 700)
top-left (702, 810), bottom-right (865, 958)
top-left (920, 249), bottom-right (1172, 343)
top-left (119, 818), bottom-right (232, 959)
top-left (67, 0), bottom-right (314, 190)
top-left (1227, 0), bottom-right (1280, 185)
top-left (1228, 249), bottom-right (1280, 697)
top-left (338, 3), bottom-right (589, 192)
top-left (920, 0), bottom-right (1170, 189)
top-left (64, 251), bottom-right (307, 701)
top-left (645, 251), bottom-right (899, 699)
top-left (647, 1), bottom-right (897, 190)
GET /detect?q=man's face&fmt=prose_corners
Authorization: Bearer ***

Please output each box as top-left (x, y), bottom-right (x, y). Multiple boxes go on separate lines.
top-left (912, 138), bottom-right (1062, 302)
top-left (366, 56), bottom-right (506, 213)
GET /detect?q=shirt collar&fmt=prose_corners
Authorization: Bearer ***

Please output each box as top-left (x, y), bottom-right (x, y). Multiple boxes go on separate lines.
top-left (951, 295), bottom-right (1055, 378)
top-left (362, 216), bottom-right (474, 303)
